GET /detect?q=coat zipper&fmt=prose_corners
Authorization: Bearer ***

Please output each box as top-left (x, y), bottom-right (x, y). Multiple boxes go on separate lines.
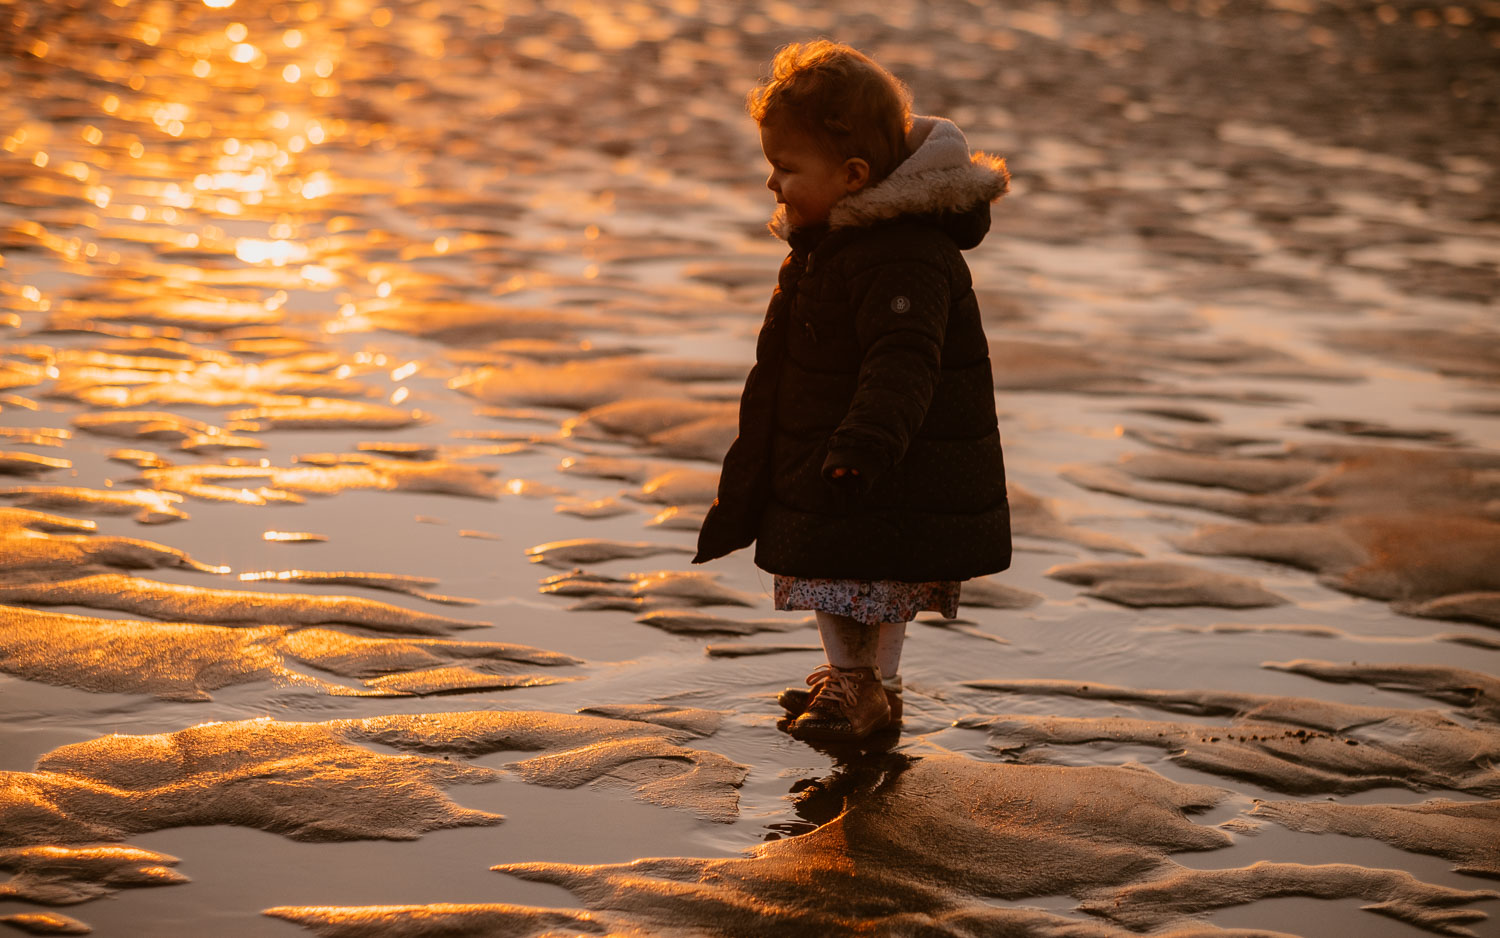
top-left (800, 249), bottom-right (818, 343)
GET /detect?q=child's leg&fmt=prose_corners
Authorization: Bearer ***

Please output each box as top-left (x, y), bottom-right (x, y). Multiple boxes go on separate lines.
top-left (796, 611), bottom-right (890, 738)
top-left (809, 613), bottom-right (906, 683)
top-left (782, 614), bottom-right (906, 731)
top-left (875, 621), bottom-right (906, 683)
top-left (815, 611), bottom-right (878, 670)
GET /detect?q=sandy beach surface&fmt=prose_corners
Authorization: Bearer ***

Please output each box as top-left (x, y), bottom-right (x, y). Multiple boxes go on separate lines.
top-left (2, 1), bottom-right (1498, 935)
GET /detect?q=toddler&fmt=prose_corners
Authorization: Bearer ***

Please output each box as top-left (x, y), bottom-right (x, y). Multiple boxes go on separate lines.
top-left (694, 40), bottom-right (1011, 742)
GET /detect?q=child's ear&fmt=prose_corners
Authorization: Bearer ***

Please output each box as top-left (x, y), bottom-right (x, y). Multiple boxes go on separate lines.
top-left (842, 157), bottom-right (871, 193)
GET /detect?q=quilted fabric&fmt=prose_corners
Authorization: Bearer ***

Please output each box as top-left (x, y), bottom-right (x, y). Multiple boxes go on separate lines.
top-left (695, 117), bottom-right (1011, 582)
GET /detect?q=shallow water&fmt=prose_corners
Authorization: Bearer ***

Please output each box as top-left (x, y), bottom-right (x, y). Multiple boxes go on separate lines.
top-left (2, 0), bottom-right (1498, 936)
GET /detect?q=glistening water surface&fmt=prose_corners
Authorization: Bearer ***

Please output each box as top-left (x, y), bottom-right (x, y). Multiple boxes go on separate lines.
top-left (2, 1), bottom-right (1498, 936)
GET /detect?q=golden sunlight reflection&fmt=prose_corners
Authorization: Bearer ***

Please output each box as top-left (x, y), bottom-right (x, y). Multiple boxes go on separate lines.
top-left (300, 264), bottom-right (337, 287)
top-left (235, 239), bottom-right (309, 266)
top-left (263, 531), bottom-right (329, 542)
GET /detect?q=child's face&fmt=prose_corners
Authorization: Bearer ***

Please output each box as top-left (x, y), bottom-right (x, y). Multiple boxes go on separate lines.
top-left (759, 120), bottom-right (866, 228)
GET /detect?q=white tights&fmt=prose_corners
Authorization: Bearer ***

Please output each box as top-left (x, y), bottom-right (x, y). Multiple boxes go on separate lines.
top-left (815, 611), bottom-right (906, 682)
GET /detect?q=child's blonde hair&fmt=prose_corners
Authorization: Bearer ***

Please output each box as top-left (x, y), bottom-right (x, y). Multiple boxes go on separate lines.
top-left (747, 40), bottom-right (913, 186)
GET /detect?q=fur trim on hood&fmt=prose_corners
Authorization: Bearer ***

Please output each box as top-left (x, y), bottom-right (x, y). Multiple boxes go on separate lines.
top-left (770, 115), bottom-right (1008, 240)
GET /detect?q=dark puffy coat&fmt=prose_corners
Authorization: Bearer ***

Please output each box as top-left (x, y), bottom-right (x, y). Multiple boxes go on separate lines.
top-left (694, 117), bottom-right (1011, 582)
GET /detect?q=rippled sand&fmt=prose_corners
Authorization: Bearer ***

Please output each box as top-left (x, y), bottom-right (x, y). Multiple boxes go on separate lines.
top-left (2, 0), bottom-right (1498, 935)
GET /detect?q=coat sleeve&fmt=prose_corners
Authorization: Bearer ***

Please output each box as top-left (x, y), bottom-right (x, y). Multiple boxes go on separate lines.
top-left (822, 258), bottom-right (949, 489)
top-left (692, 413), bottom-right (765, 563)
top-left (693, 283), bottom-right (787, 564)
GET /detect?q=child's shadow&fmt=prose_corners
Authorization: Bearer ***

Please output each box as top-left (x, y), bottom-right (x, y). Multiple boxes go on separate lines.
top-left (763, 747), bottom-right (913, 842)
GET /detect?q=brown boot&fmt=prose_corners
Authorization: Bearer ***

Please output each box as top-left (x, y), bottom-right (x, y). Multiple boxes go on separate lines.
top-left (779, 667), bottom-right (903, 722)
top-left (788, 666), bottom-right (891, 741)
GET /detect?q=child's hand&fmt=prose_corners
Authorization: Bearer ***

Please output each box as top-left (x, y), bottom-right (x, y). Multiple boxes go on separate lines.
top-left (824, 464), bottom-right (869, 510)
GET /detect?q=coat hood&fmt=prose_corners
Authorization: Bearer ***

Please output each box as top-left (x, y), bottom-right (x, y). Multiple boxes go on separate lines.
top-left (770, 116), bottom-right (1009, 247)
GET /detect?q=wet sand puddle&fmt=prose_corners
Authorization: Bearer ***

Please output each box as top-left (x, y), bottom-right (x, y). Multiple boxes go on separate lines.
top-left (2, 0), bottom-right (1498, 935)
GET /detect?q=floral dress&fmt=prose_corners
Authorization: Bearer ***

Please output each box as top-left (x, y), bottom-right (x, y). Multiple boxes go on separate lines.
top-left (774, 575), bottom-right (960, 626)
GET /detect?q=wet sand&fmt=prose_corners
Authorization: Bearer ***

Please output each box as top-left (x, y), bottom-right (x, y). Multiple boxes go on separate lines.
top-left (2, 0), bottom-right (1498, 935)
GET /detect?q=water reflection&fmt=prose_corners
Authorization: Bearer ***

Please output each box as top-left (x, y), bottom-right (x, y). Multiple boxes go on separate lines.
top-left (3, 0), bottom-right (790, 345)
top-left (4, 1), bottom-right (374, 325)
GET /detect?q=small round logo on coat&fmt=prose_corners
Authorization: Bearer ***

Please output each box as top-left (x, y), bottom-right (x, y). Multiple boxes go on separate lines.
top-left (890, 295), bottom-right (911, 313)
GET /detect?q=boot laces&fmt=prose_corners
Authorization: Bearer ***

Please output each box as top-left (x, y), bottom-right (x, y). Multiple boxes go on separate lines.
top-left (804, 664), bottom-right (836, 690)
top-left (810, 667), bottom-right (869, 710)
